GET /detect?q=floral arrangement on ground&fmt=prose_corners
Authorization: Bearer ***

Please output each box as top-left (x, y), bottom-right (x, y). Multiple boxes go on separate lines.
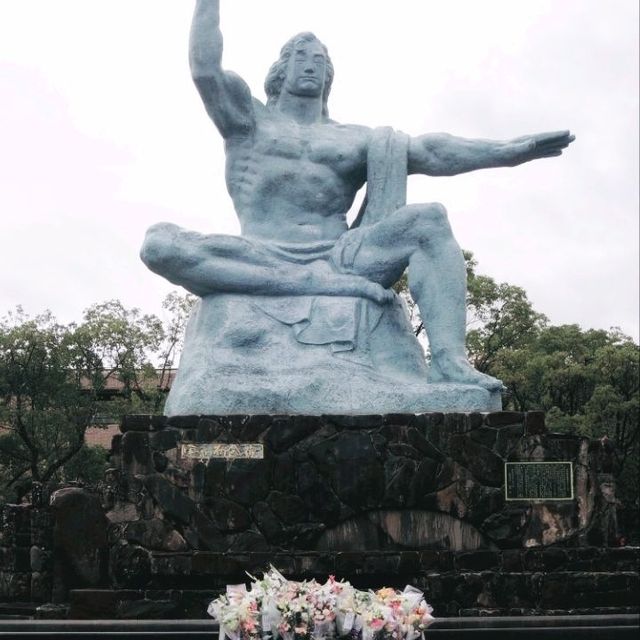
top-left (208, 566), bottom-right (435, 640)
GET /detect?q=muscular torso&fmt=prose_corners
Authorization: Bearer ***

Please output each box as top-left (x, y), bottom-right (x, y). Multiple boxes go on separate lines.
top-left (225, 107), bottom-right (370, 243)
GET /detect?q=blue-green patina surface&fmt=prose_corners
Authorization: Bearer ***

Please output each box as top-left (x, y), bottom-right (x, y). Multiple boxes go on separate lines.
top-left (141, 0), bottom-right (574, 415)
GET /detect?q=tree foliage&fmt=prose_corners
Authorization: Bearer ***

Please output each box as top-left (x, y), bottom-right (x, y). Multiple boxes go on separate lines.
top-left (156, 291), bottom-right (196, 396)
top-left (465, 252), bottom-right (547, 372)
top-left (0, 294), bottom-right (195, 502)
top-left (396, 252), bottom-right (639, 536)
top-left (492, 325), bottom-right (639, 538)
top-left (0, 308), bottom-right (99, 499)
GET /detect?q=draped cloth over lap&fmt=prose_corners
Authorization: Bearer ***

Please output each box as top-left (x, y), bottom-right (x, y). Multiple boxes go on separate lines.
top-left (255, 127), bottom-right (410, 355)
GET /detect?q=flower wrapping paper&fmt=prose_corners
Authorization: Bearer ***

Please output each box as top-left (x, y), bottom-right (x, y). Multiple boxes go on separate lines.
top-left (207, 567), bottom-right (434, 640)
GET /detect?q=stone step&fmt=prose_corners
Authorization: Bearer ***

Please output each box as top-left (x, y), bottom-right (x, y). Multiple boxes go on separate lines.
top-left (0, 615), bottom-right (637, 639)
top-left (66, 569), bottom-right (639, 620)
top-left (459, 607), bottom-right (639, 617)
top-left (0, 603), bottom-right (37, 618)
top-left (141, 548), bottom-right (640, 582)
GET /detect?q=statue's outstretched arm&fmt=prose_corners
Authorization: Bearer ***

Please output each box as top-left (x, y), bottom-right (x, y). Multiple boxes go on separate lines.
top-left (408, 130), bottom-right (575, 176)
top-left (190, 0), bottom-right (255, 138)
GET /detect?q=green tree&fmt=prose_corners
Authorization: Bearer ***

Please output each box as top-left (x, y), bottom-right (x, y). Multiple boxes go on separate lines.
top-left (464, 253), bottom-right (547, 372)
top-left (0, 293), bottom-right (195, 502)
top-left (492, 325), bottom-right (638, 446)
top-left (395, 255), bottom-right (639, 538)
top-left (0, 308), bottom-right (104, 501)
top-left (60, 444), bottom-right (109, 488)
top-left (489, 324), bottom-right (639, 540)
top-left (156, 291), bottom-right (196, 400)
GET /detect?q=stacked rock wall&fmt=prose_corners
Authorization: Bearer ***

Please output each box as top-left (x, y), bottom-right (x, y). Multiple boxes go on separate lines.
top-left (69, 546), bottom-right (639, 619)
top-left (105, 412), bottom-right (619, 556)
top-left (2, 412), bottom-right (635, 619)
top-left (0, 487), bottom-right (110, 611)
top-left (0, 502), bottom-right (53, 604)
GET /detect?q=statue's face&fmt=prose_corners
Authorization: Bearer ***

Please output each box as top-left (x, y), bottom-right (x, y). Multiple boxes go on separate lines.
top-left (283, 39), bottom-right (327, 98)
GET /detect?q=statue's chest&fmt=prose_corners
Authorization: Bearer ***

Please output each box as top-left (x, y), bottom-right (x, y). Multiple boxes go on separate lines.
top-left (252, 122), bottom-right (361, 169)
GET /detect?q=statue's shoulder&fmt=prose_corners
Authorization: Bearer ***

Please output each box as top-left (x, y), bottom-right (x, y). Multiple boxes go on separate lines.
top-left (328, 120), bottom-right (370, 133)
top-left (326, 121), bottom-right (372, 145)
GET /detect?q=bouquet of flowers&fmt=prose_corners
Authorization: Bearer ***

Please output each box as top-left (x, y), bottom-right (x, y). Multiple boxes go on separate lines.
top-left (207, 584), bottom-right (261, 640)
top-left (207, 567), bottom-right (434, 640)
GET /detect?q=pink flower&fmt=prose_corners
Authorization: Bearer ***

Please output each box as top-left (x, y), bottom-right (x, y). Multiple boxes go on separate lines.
top-left (242, 620), bottom-right (256, 633)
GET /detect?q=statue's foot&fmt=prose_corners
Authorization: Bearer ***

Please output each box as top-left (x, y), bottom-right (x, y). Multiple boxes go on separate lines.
top-left (360, 279), bottom-right (395, 305)
top-left (309, 266), bottom-right (394, 305)
top-left (428, 351), bottom-right (504, 392)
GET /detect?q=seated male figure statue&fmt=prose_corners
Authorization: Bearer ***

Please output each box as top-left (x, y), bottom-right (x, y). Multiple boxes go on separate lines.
top-left (141, 0), bottom-right (574, 415)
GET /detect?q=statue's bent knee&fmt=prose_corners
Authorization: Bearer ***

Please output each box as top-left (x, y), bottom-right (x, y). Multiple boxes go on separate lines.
top-left (430, 201), bottom-right (447, 216)
top-left (418, 202), bottom-right (448, 222)
top-left (140, 223), bottom-right (178, 272)
top-left (406, 203), bottom-right (451, 240)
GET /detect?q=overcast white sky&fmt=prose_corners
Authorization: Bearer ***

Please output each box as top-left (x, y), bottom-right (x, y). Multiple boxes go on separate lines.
top-left (1, 0), bottom-right (638, 340)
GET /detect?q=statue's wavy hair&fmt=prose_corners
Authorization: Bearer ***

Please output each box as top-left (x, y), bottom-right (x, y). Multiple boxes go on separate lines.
top-left (264, 32), bottom-right (334, 117)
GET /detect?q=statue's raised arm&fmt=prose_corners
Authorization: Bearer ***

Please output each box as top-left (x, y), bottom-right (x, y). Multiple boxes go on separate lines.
top-left (408, 130), bottom-right (575, 176)
top-left (143, 5), bottom-right (578, 415)
top-left (189, 0), bottom-right (255, 138)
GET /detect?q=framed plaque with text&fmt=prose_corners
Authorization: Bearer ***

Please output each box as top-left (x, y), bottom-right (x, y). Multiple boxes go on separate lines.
top-left (505, 461), bottom-right (574, 501)
top-left (179, 442), bottom-right (264, 463)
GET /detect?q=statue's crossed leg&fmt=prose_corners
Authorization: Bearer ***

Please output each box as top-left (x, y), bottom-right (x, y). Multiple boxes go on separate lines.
top-left (141, 202), bottom-right (502, 391)
top-left (141, 222), bottom-right (393, 304)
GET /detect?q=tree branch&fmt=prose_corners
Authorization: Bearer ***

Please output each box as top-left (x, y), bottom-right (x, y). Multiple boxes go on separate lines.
top-left (41, 431), bottom-right (85, 484)
top-left (4, 465), bottom-right (30, 490)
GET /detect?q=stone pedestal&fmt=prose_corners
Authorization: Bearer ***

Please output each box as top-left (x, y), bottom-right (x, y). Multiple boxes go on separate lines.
top-left (8, 412), bottom-right (630, 619)
top-left (5, 412), bottom-right (632, 619)
top-left (107, 412), bottom-right (617, 553)
top-left (164, 295), bottom-right (501, 415)
top-left (67, 411), bottom-right (638, 619)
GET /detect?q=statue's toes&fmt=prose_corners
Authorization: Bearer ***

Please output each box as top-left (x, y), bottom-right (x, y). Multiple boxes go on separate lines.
top-left (478, 374), bottom-right (505, 392)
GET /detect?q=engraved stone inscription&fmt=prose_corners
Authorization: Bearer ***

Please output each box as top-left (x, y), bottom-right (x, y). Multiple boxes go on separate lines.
top-left (505, 462), bottom-right (573, 501)
top-left (179, 442), bottom-right (264, 461)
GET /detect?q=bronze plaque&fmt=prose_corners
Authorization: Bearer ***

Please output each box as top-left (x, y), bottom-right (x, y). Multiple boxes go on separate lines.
top-left (505, 462), bottom-right (574, 501)
top-left (179, 442), bottom-right (264, 462)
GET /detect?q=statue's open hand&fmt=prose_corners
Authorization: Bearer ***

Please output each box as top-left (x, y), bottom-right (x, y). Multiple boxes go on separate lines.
top-left (508, 130), bottom-right (575, 165)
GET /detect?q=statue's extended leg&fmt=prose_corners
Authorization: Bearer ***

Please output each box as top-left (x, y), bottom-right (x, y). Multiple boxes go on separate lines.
top-left (349, 204), bottom-right (502, 391)
top-left (140, 222), bottom-right (393, 304)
